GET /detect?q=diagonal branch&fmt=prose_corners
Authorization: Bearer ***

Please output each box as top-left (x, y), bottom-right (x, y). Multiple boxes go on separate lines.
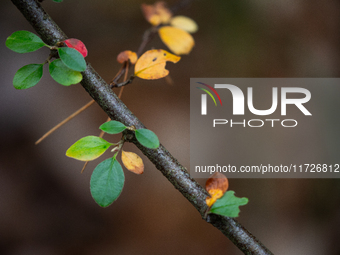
top-left (10, 0), bottom-right (273, 254)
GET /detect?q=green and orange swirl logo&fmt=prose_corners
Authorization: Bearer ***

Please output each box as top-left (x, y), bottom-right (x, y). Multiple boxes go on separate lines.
top-left (196, 82), bottom-right (222, 106)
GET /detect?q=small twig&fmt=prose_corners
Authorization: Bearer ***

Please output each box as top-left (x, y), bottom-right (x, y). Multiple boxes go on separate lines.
top-left (36, 60), bottom-right (128, 144)
top-left (137, 27), bottom-right (158, 57)
top-left (117, 63), bottom-right (129, 94)
top-left (80, 161), bottom-right (89, 174)
top-left (110, 76), bottom-right (135, 88)
top-left (35, 99), bottom-right (95, 144)
top-left (203, 206), bottom-right (212, 219)
top-left (109, 63), bottom-right (125, 86)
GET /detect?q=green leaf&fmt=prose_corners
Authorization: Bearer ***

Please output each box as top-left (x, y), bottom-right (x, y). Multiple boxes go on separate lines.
top-left (49, 59), bottom-right (82, 86)
top-left (135, 129), bottom-right (160, 149)
top-left (58, 47), bottom-right (86, 72)
top-left (210, 191), bottom-right (249, 218)
top-left (13, 64), bottom-right (43, 89)
top-left (6, 30), bottom-right (46, 53)
top-left (99, 121), bottom-right (127, 134)
top-left (52, 0), bottom-right (63, 2)
top-left (66, 136), bottom-right (113, 161)
top-left (90, 157), bottom-right (125, 207)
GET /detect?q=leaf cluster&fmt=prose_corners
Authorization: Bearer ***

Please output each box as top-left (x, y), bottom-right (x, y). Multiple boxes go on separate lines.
top-left (112, 1), bottom-right (199, 83)
top-left (6, 31), bottom-right (87, 88)
top-left (66, 120), bottom-right (160, 207)
top-left (141, 1), bottom-right (197, 55)
top-left (205, 173), bottom-right (248, 218)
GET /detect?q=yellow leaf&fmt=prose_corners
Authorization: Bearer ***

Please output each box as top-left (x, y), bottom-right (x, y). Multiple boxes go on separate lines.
top-left (141, 1), bottom-right (172, 26)
top-left (170, 15), bottom-right (198, 33)
top-left (121, 150), bottom-right (144, 175)
top-left (134, 49), bottom-right (180, 80)
top-left (206, 189), bottom-right (224, 207)
top-left (117, 50), bottom-right (137, 64)
top-left (205, 173), bottom-right (229, 207)
top-left (158, 26), bottom-right (195, 55)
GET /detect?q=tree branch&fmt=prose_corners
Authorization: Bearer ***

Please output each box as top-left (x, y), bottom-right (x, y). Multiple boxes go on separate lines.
top-left (10, 0), bottom-right (273, 254)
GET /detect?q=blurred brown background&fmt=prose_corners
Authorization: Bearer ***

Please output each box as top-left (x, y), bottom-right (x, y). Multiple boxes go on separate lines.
top-left (1, 0), bottom-right (340, 254)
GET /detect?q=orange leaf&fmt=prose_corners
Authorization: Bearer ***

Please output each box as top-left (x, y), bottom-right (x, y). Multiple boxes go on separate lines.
top-left (170, 15), bottom-right (198, 33)
top-left (121, 150), bottom-right (144, 174)
top-left (117, 50), bottom-right (137, 64)
top-left (205, 173), bottom-right (229, 207)
top-left (141, 1), bottom-right (172, 26)
top-left (158, 26), bottom-right (195, 55)
top-left (134, 49), bottom-right (180, 80)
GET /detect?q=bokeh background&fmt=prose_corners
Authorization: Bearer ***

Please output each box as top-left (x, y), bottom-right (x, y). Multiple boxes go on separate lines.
top-left (1, 0), bottom-right (340, 254)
